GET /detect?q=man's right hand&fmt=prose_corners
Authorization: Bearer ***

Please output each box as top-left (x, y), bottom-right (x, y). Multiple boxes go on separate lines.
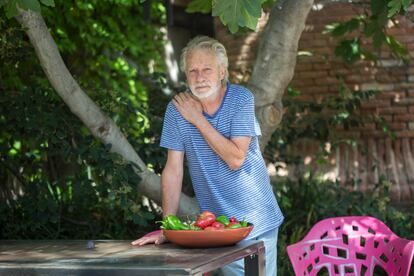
top-left (131, 230), bottom-right (167, 246)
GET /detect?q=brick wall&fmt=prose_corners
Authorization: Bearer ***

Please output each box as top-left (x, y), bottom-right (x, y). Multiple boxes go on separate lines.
top-left (215, 2), bottom-right (414, 201)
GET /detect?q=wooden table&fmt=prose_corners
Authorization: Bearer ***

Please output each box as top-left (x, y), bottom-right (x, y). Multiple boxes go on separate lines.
top-left (0, 240), bottom-right (265, 275)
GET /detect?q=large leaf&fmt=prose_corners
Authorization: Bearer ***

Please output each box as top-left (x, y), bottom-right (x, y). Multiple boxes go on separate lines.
top-left (186, 0), bottom-right (212, 14)
top-left (40, 0), bottom-right (54, 7)
top-left (212, 0), bottom-right (262, 33)
top-left (17, 0), bottom-right (41, 13)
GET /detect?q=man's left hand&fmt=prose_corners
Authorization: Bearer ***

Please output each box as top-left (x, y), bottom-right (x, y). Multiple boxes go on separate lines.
top-left (172, 92), bottom-right (204, 126)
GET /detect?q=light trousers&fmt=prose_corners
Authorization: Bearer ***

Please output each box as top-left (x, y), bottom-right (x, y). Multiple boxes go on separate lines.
top-left (221, 227), bottom-right (279, 276)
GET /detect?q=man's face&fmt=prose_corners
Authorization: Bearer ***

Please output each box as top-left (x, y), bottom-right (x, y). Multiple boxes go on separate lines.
top-left (185, 48), bottom-right (225, 99)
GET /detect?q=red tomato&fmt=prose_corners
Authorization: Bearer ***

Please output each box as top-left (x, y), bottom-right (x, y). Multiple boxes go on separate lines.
top-left (212, 222), bottom-right (225, 229)
top-left (200, 211), bottom-right (215, 219)
top-left (194, 215), bottom-right (216, 229)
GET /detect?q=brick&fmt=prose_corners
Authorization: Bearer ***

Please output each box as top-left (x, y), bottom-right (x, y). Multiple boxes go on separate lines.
top-left (361, 100), bottom-right (391, 108)
top-left (379, 107), bottom-right (408, 114)
top-left (409, 106), bottom-right (414, 113)
top-left (291, 78), bottom-right (315, 87)
top-left (393, 130), bottom-right (414, 137)
top-left (304, 86), bottom-right (330, 94)
top-left (377, 59), bottom-right (404, 67)
top-left (393, 114), bottom-right (414, 122)
top-left (409, 123), bottom-right (414, 130)
top-left (393, 98), bottom-right (414, 106)
top-left (297, 71), bottom-right (328, 78)
top-left (397, 83), bottom-right (414, 89)
top-left (377, 91), bottom-right (406, 100)
top-left (409, 76), bottom-right (414, 82)
top-left (360, 83), bottom-right (394, 91)
top-left (314, 77), bottom-right (340, 85)
top-left (313, 63), bottom-right (332, 70)
top-left (380, 115), bottom-right (393, 122)
top-left (388, 123), bottom-right (407, 130)
top-left (295, 63), bottom-right (314, 72)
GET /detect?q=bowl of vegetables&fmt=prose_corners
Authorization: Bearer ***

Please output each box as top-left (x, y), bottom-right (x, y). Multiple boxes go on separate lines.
top-left (160, 211), bottom-right (253, 248)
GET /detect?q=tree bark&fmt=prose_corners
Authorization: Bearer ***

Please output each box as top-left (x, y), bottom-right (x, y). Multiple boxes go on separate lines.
top-left (15, 8), bottom-right (198, 216)
top-left (248, 0), bottom-right (314, 150)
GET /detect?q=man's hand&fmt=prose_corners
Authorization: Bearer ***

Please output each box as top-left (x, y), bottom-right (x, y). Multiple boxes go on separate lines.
top-left (131, 230), bottom-right (167, 246)
top-left (173, 92), bottom-right (204, 125)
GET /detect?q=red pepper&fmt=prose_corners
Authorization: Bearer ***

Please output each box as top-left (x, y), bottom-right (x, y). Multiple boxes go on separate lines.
top-left (229, 216), bottom-right (239, 223)
top-left (194, 211), bottom-right (216, 229)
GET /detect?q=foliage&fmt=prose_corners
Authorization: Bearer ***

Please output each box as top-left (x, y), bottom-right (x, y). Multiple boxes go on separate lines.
top-left (273, 175), bottom-right (414, 275)
top-left (264, 83), bottom-right (394, 166)
top-left (0, 0), bottom-right (169, 239)
top-left (324, 0), bottom-right (411, 64)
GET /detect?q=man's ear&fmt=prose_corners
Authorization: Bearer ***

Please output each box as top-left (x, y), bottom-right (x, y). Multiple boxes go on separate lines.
top-left (220, 65), bottom-right (226, 80)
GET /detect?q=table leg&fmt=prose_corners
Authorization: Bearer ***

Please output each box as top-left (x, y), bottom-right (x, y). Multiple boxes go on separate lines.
top-left (244, 245), bottom-right (265, 276)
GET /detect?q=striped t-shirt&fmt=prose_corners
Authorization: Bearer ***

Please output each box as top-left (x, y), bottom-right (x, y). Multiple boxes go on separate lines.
top-left (160, 83), bottom-right (284, 238)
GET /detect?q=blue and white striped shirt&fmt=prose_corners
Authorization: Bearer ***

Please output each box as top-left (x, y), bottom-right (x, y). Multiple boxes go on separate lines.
top-left (160, 83), bottom-right (284, 238)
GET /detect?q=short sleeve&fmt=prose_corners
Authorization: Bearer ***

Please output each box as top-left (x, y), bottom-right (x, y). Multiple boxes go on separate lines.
top-left (230, 93), bottom-right (262, 138)
top-left (160, 102), bottom-right (185, 151)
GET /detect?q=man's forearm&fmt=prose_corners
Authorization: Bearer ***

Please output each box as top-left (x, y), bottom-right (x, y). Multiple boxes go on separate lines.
top-left (161, 166), bottom-right (183, 216)
top-left (195, 117), bottom-right (246, 170)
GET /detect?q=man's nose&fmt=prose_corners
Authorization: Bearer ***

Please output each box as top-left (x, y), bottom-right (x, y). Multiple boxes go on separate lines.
top-left (195, 72), bottom-right (204, 82)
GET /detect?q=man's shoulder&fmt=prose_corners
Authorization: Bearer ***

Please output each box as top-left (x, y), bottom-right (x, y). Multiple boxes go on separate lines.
top-left (228, 83), bottom-right (254, 102)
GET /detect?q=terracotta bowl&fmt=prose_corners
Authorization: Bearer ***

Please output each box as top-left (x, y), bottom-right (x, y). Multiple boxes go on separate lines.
top-left (163, 226), bottom-right (253, 248)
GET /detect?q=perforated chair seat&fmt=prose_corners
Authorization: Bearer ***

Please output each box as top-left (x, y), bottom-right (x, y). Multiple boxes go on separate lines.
top-left (286, 216), bottom-right (414, 276)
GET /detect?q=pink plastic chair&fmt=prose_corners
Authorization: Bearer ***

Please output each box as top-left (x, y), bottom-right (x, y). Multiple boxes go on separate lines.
top-left (287, 216), bottom-right (414, 275)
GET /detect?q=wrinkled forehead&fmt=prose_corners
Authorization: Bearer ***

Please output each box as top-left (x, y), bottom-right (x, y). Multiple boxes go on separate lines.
top-left (186, 48), bottom-right (220, 68)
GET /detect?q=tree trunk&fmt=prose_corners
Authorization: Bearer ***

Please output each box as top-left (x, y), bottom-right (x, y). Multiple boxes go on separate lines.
top-left (15, 8), bottom-right (198, 216)
top-left (248, 0), bottom-right (314, 150)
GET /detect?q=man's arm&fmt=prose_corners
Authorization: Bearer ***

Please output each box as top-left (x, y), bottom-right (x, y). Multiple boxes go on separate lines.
top-left (131, 149), bottom-right (184, 246)
top-left (161, 150), bottom-right (185, 216)
top-left (196, 119), bottom-right (251, 170)
top-left (173, 92), bottom-right (251, 170)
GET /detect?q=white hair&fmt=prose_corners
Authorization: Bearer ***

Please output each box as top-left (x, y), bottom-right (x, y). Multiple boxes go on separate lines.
top-left (180, 36), bottom-right (229, 83)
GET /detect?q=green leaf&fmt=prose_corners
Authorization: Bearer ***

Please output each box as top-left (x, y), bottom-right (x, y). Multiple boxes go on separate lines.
top-left (385, 35), bottom-right (408, 58)
top-left (5, 0), bottom-right (18, 18)
top-left (186, 0), bottom-right (212, 14)
top-left (388, 0), bottom-right (401, 17)
top-left (325, 17), bottom-right (364, 37)
top-left (17, 0), bottom-right (41, 13)
top-left (213, 0), bottom-right (262, 33)
top-left (402, 0), bottom-right (412, 10)
top-left (40, 0), bottom-right (54, 7)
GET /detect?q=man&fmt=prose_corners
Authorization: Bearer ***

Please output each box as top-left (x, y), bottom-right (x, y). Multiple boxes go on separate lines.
top-left (132, 36), bottom-right (284, 275)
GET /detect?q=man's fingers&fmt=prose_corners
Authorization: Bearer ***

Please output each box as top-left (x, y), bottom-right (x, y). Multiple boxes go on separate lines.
top-left (131, 236), bottom-right (155, 246)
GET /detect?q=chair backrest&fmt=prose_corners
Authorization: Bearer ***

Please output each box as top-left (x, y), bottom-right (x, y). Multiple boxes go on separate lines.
top-left (286, 216), bottom-right (414, 276)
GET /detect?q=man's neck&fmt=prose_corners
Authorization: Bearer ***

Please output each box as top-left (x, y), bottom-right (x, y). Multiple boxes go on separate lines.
top-left (199, 84), bottom-right (227, 115)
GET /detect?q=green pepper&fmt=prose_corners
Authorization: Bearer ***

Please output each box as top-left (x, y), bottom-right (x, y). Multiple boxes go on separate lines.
top-left (240, 218), bottom-right (248, 227)
top-left (215, 215), bottom-right (230, 226)
top-left (159, 215), bottom-right (189, 230)
top-left (227, 223), bottom-right (242, 229)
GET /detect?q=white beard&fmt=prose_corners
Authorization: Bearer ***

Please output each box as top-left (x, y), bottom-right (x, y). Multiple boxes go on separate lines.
top-left (190, 82), bottom-right (221, 99)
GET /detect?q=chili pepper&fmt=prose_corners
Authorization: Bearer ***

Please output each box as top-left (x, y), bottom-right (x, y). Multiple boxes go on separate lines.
top-left (215, 215), bottom-right (230, 226)
top-left (240, 218), bottom-right (248, 227)
top-left (226, 222), bottom-right (242, 229)
top-left (158, 215), bottom-right (189, 230)
top-left (229, 216), bottom-right (239, 223)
